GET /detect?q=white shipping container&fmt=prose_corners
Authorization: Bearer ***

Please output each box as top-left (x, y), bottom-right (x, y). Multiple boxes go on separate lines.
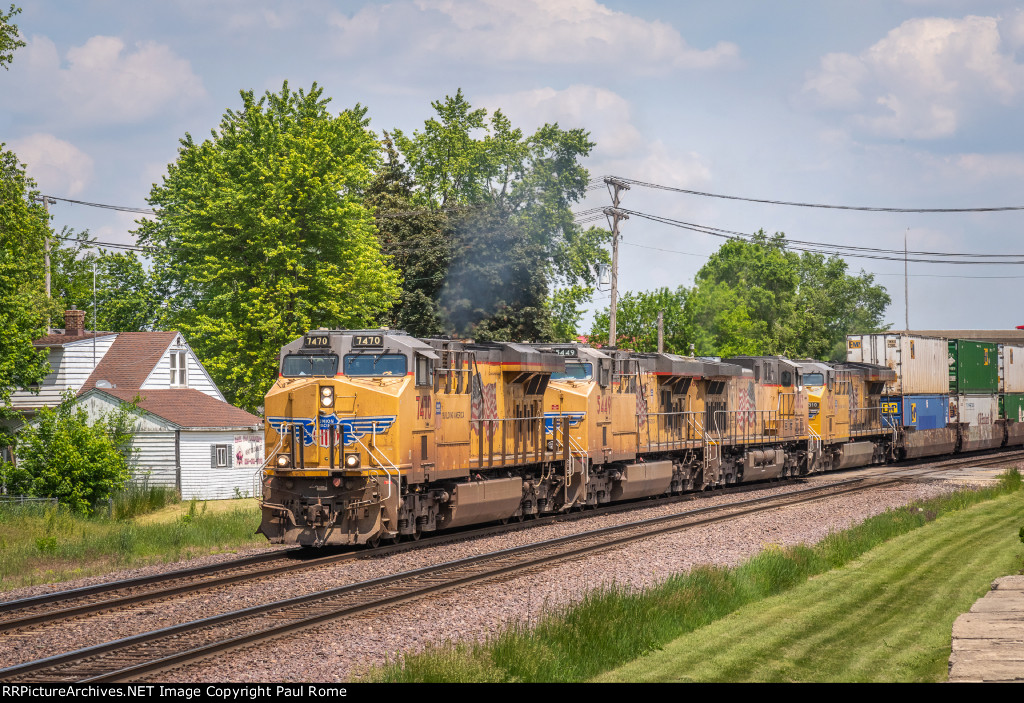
top-left (999, 344), bottom-right (1024, 393)
top-left (846, 334), bottom-right (948, 395)
top-left (951, 394), bottom-right (998, 426)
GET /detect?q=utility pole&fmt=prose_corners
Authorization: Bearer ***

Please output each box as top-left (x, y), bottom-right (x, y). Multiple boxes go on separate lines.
top-left (657, 310), bottom-right (664, 353)
top-left (904, 227), bottom-right (909, 331)
top-left (34, 195), bottom-right (56, 332)
top-left (603, 177), bottom-right (630, 348)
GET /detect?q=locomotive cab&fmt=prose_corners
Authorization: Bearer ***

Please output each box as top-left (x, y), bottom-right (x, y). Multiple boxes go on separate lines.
top-left (261, 329), bottom-right (438, 546)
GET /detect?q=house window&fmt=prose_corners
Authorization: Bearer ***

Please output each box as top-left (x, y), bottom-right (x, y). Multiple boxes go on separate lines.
top-left (211, 444), bottom-right (231, 468)
top-left (170, 351), bottom-right (187, 387)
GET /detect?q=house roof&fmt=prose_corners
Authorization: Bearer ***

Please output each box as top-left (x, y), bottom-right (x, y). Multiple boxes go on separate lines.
top-left (86, 388), bottom-right (262, 430)
top-left (79, 331), bottom-right (179, 394)
top-left (35, 331), bottom-right (117, 348)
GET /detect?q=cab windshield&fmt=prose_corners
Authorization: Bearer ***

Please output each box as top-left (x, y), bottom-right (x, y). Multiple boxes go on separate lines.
top-left (282, 354), bottom-right (339, 377)
top-left (803, 373), bottom-right (825, 386)
top-left (551, 362), bottom-right (593, 381)
top-left (343, 353), bottom-right (407, 377)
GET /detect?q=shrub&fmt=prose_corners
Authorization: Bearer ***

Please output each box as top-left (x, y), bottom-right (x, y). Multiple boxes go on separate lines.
top-left (1, 390), bottom-right (140, 513)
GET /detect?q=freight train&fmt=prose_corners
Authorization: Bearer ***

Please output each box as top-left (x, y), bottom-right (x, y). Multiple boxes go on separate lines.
top-left (258, 330), bottom-right (1024, 547)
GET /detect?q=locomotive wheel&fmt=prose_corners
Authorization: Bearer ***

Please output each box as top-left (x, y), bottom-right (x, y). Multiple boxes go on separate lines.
top-left (367, 535), bottom-right (381, 549)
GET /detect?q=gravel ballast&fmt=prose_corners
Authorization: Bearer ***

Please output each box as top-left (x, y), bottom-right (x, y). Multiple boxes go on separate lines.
top-left (0, 474), bottom-right (978, 681)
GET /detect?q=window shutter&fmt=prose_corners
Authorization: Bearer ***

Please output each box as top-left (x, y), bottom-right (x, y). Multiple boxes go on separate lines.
top-left (227, 444), bottom-right (234, 468)
top-left (210, 445), bottom-right (218, 468)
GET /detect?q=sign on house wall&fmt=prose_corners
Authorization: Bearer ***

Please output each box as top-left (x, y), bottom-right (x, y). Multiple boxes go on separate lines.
top-left (233, 434), bottom-right (263, 468)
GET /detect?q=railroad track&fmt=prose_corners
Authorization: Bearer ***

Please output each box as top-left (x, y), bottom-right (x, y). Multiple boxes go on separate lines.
top-left (0, 473), bottom-right (926, 683)
top-left (2, 445), bottom-right (1020, 635)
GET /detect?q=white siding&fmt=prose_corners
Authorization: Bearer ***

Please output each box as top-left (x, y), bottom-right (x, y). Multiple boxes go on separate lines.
top-left (142, 336), bottom-right (224, 401)
top-left (9, 336), bottom-right (116, 410)
top-left (178, 430), bottom-right (264, 500)
top-left (128, 431), bottom-right (179, 489)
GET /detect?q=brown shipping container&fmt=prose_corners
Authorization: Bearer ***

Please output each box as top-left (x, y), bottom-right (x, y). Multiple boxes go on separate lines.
top-left (846, 334), bottom-right (948, 395)
top-left (1000, 344), bottom-right (1024, 393)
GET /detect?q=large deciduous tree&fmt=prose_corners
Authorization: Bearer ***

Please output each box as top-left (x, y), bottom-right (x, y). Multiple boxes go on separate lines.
top-left (137, 83), bottom-right (401, 413)
top-left (50, 231), bottom-right (160, 332)
top-left (0, 145), bottom-right (51, 451)
top-left (0, 4), bottom-right (25, 71)
top-left (589, 232), bottom-right (889, 359)
top-left (393, 90), bottom-right (609, 340)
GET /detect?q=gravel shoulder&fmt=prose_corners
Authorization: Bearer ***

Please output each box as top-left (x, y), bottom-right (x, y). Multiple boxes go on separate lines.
top-left (0, 474), bottom-right (965, 681)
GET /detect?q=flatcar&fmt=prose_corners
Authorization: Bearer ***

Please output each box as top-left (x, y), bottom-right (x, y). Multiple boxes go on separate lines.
top-left (258, 329), bottom-right (1016, 547)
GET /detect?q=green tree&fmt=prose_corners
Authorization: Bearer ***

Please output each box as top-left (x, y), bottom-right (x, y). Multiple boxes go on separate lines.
top-left (394, 90), bottom-right (609, 339)
top-left (588, 286), bottom-right (689, 352)
top-left (0, 4), bottom-right (25, 70)
top-left (137, 82), bottom-right (401, 412)
top-left (1, 391), bottom-right (138, 513)
top-left (365, 133), bottom-right (452, 337)
top-left (0, 145), bottom-right (51, 451)
top-left (50, 232), bottom-right (159, 332)
top-left (686, 232), bottom-right (889, 359)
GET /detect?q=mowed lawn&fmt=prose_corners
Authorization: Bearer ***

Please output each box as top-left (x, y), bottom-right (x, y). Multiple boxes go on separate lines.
top-left (597, 490), bottom-right (1024, 682)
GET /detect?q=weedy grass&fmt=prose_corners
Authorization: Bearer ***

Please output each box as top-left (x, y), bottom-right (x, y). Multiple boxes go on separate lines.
top-left (371, 469), bottom-right (1023, 683)
top-left (0, 495), bottom-right (264, 591)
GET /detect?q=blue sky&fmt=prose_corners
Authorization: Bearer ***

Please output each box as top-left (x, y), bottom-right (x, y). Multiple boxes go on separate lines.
top-left (4, 1), bottom-right (1024, 330)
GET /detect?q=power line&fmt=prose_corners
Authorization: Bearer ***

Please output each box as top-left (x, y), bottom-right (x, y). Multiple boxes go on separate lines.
top-left (620, 209), bottom-right (1024, 265)
top-left (41, 195), bottom-right (156, 215)
top-left (616, 177), bottom-right (1024, 213)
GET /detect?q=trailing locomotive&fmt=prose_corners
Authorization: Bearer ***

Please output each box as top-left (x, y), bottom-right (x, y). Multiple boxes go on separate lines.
top-left (258, 329), bottom-right (1018, 547)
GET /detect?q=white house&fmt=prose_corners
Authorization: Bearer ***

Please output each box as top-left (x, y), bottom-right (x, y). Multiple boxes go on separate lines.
top-left (78, 388), bottom-right (264, 500)
top-left (7, 309), bottom-right (265, 500)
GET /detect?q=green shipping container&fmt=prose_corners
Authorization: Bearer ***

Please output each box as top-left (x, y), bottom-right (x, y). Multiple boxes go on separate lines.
top-left (948, 339), bottom-right (999, 393)
top-left (1003, 393), bottom-right (1024, 422)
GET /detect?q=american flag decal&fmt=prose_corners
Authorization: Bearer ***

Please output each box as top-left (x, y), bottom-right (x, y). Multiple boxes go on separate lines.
top-left (736, 382), bottom-right (755, 433)
top-left (471, 377), bottom-right (498, 438)
top-left (635, 382), bottom-right (648, 426)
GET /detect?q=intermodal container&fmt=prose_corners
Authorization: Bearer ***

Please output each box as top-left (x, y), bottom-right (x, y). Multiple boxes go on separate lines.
top-left (948, 339), bottom-right (999, 394)
top-left (846, 334), bottom-right (948, 395)
top-left (1000, 344), bottom-right (1024, 393)
top-left (951, 394), bottom-right (998, 426)
top-left (880, 394), bottom-right (949, 430)
top-left (1001, 393), bottom-right (1024, 422)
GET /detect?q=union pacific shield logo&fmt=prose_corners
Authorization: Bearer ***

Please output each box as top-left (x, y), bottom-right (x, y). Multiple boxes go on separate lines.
top-left (317, 414), bottom-right (397, 447)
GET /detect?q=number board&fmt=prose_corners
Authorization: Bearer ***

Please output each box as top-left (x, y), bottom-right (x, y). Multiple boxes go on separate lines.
top-left (352, 334), bottom-right (384, 348)
top-left (304, 334), bottom-right (331, 348)
top-left (552, 347), bottom-right (578, 358)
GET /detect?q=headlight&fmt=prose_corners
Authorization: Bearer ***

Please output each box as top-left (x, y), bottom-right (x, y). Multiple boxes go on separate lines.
top-left (320, 386), bottom-right (335, 408)
top-left (344, 452), bottom-right (361, 469)
top-left (276, 453), bottom-right (292, 468)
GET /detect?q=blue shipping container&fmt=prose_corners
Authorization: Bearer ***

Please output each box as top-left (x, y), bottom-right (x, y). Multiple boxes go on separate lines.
top-left (880, 395), bottom-right (949, 430)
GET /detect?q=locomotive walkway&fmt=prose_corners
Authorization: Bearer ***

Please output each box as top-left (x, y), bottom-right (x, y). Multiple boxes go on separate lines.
top-left (949, 575), bottom-right (1024, 682)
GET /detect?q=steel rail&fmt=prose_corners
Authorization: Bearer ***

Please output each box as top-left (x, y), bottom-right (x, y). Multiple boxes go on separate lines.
top-left (0, 475), bottom-right (901, 683)
top-left (3, 445), bottom-right (1020, 633)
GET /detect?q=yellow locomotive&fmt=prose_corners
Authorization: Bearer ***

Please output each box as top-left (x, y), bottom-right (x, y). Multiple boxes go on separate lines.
top-left (259, 329), bottom-right (896, 547)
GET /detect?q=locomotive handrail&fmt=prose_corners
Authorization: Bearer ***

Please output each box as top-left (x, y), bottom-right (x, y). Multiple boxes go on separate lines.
top-left (351, 421), bottom-right (399, 509)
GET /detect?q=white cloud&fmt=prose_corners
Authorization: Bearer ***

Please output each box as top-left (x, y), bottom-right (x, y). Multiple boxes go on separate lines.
top-left (14, 34), bottom-right (205, 125)
top-left (482, 85), bottom-right (643, 157)
top-left (802, 15), bottom-right (1024, 138)
top-left (329, 0), bottom-right (739, 72)
top-left (482, 85), bottom-right (711, 189)
top-left (10, 133), bottom-right (94, 196)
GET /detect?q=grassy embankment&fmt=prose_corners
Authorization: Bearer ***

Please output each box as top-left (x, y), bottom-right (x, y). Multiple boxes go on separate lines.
top-left (372, 470), bottom-right (1024, 683)
top-left (0, 485), bottom-right (265, 591)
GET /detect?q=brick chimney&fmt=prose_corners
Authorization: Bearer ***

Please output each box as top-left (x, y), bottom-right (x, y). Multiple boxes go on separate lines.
top-left (64, 307), bottom-right (85, 336)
